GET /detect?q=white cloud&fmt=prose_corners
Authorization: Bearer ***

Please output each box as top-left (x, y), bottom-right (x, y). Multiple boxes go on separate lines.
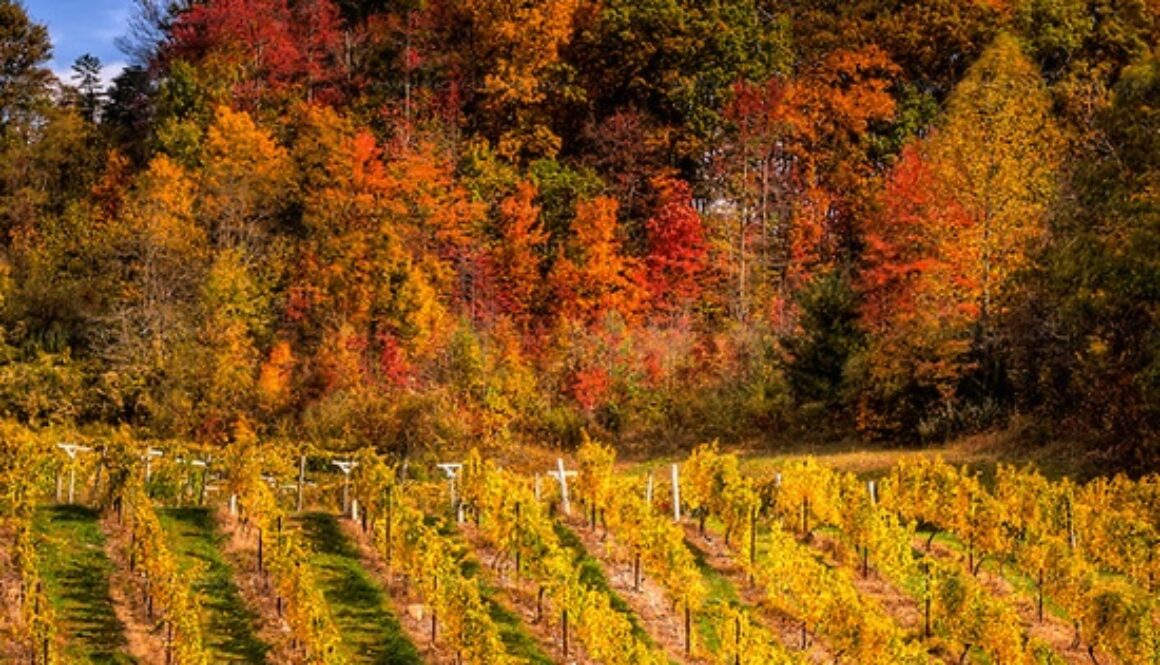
top-left (52, 59), bottom-right (127, 92)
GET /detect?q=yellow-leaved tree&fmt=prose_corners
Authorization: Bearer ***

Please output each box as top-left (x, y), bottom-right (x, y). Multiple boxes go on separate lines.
top-left (199, 105), bottom-right (291, 250)
top-left (859, 33), bottom-right (1063, 436)
top-left (460, 0), bottom-right (581, 158)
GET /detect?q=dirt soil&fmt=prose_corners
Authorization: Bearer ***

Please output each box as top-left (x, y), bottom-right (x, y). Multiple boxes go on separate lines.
top-left (919, 537), bottom-right (1105, 665)
top-left (216, 509), bottom-right (300, 664)
top-left (339, 517), bottom-right (460, 664)
top-left (99, 513), bottom-right (170, 664)
top-left (460, 523), bottom-right (596, 665)
top-left (0, 532), bottom-right (25, 661)
top-left (682, 526), bottom-right (833, 664)
top-left (562, 514), bottom-right (700, 664)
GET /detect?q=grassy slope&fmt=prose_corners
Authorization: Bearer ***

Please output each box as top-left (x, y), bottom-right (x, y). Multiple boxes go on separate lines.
top-left (458, 557), bottom-right (555, 665)
top-left (552, 523), bottom-right (655, 645)
top-left (33, 505), bottom-right (132, 664)
top-left (627, 432), bottom-right (1100, 490)
top-left (297, 512), bottom-right (423, 665)
top-left (685, 539), bottom-right (744, 653)
top-left (158, 507), bottom-right (269, 662)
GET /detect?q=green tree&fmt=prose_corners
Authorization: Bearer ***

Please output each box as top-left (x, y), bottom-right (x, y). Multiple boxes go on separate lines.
top-left (0, 0), bottom-right (52, 130)
top-left (1013, 50), bottom-right (1160, 462)
top-left (70, 53), bottom-right (102, 123)
top-left (782, 270), bottom-right (863, 416)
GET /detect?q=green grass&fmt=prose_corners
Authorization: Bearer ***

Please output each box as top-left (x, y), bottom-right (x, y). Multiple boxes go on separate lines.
top-left (298, 512), bottom-right (423, 665)
top-left (428, 518), bottom-right (554, 665)
top-left (685, 539), bottom-right (744, 653)
top-left (625, 432), bottom-right (1101, 487)
top-left (459, 557), bottom-right (555, 665)
top-left (552, 523), bottom-right (654, 645)
top-left (158, 507), bottom-right (269, 662)
top-left (33, 505), bottom-right (133, 664)
top-left (914, 527), bottom-right (1071, 620)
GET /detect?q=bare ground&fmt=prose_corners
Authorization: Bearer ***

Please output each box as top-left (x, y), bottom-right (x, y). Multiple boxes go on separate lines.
top-left (99, 512), bottom-right (170, 664)
top-left (561, 515), bottom-right (700, 664)
top-left (682, 526), bottom-right (833, 664)
top-left (216, 509), bottom-right (298, 664)
top-left (459, 523), bottom-right (597, 665)
top-left (0, 531), bottom-right (25, 661)
top-left (339, 517), bottom-right (455, 664)
top-left (919, 538), bottom-right (1107, 665)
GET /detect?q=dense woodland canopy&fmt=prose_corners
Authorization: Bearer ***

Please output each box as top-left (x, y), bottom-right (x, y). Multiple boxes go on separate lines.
top-left (0, 0), bottom-right (1157, 466)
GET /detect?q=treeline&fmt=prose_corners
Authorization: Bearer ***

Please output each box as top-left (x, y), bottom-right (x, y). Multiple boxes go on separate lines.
top-left (0, 0), bottom-right (1156, 463)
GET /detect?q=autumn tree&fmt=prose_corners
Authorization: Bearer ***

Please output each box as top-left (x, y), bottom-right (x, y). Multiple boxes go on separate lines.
top-left (491, 180), bottom-right (547, 331)
top-left (102, 155), bottom-right (208, 427)
top-left (568, 0), bottom-right (791, 171)
top-left (1010, 49), bottom-right (1160, 460)
top-left (782, 45), bottom-right (900, 282)
top-left (0, 0), bottom-right (56, 240)
top-left (859, 34), bottom-right (1063, 437)
top-left (0, 0), bottom-right (52, 130)
top-left (926, 34), bottom-right (1062, 365)
top-left (644, 175), bottom-right (706, 316)
top-left (550, 195), bottom-right (642, 326)
top-left (448, 0), bottom-right (581, 159)
top-left (719, 76), bottom-right (794, 324)
top-left (168, 0), bottom-right (348, 107)
top-left (198, 105), bottom-right (291, 250)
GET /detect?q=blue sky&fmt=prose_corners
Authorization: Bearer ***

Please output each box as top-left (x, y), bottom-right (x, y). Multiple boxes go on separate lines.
top-left (23, 0), bottom-right (133, 88)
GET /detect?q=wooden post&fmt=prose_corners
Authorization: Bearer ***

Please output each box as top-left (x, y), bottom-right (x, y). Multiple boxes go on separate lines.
top-left (1037, 569), bottom-right (1044, 623)
top-left (297, 454), bottom-right (307, 512)
top-left (801, 496), bottom-right (809, 537)
top-left (556, 459), bottom-right (573, 515)
top-left (562, 609), bottom-right (569, 658)
top-left (734, 615), bottom-right (741, 665)
top-left (57, 443), bottom-right (91, 505)
top-left (672, 463), bottom-right (681, 522)
top-left (646, 473), bottom-right (654, 505)
top-left (431, 576), bottom-right (438, 644)
top-left (924, 594), bottom-right (931, 638)
top-left (750, 508), bottom-right (757, 567)
top-left (634, 550), bottom-right (641, 591)
top-left (1066, 495), bottom-right (1076, 550)
top-left (385, 485), bottom-right (394, 573)
top-left (257, 528), bottom-right (264, 574)
top-left (197, 462), bottom-right (207, 506)
top-left (514, 501), bottom-right (522, 583)
top-left (684, 598), bottom-right (691, 657)
top-left (331, 460), bottom-right (357, 516)
top-left (438, 463), bottom-right (464, 522)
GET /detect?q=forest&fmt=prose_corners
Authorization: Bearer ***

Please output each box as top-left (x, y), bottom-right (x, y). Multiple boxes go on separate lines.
top-left (0, 0), bottom-right (1158, 467)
